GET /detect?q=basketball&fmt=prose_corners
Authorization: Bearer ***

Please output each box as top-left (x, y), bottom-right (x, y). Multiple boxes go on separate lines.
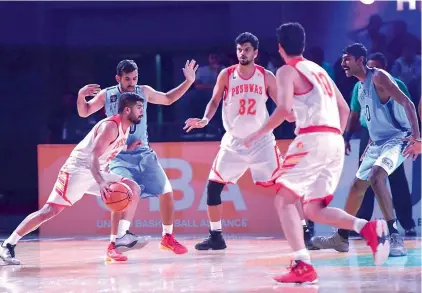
top-left (103, 182), bottom-right (132, 212)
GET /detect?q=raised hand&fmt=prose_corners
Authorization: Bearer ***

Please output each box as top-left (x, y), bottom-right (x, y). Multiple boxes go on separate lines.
top-left (182, 60), bottom-right (199, 83)
top-left (79, 84), bottom-right (101, 97)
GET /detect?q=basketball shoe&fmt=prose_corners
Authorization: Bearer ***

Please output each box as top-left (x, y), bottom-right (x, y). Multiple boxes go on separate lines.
top-left (106, 242), bottom-right (128, 262)
top-left (160, 234), bottom-right (188, 254)
top-left (0, 242), bottom-right (20, 265)
top-left (115, 231), bottom-right (151, 252)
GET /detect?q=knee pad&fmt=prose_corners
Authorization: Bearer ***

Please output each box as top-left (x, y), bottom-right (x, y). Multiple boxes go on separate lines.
top-left (207, 181), bottom-right (225, 206)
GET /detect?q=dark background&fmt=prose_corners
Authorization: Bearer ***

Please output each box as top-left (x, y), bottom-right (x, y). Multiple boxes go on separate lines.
top-left (0, 1), bottom-right (420, 233)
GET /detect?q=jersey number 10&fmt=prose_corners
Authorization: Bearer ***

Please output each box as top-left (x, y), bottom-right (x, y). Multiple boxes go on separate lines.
top-left (311, 72), bottom-right (333, 98)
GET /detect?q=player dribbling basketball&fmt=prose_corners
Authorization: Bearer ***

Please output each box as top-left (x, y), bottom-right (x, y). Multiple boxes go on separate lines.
top-left (0, 92), bottom-right (144, 265)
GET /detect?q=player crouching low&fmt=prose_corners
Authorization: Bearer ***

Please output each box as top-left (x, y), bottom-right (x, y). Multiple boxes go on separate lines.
top-left (0, 92), bottom-right (148, 265)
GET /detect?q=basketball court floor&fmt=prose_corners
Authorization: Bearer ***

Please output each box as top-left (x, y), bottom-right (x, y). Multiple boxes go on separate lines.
top-left (0, 236), bottom-right (420, 293)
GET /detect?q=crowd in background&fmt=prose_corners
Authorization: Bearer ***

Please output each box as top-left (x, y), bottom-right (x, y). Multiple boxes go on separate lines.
top-left (51, 14), bottom-right (421, 145)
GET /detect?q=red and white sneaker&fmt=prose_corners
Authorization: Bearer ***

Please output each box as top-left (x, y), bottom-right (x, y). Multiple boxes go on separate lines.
top-left (273, 260), bottom-right (318, 284)
top-left (106, 242), bottom-right (128, 262)
top-left (160, 234), bottom-right (188, 255)
top-left (360, 219), bottom-right (390, 265)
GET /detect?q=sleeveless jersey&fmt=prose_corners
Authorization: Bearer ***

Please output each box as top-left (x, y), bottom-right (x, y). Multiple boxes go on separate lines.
top-left (223, 65), bottom-right (269, 138)
top-left (287, 58), bottom-right (341, 134)
top-left (358, 68), bottom-right (410, 142)
top-left (65, 115), bottom-right (129, 171)
top-left (105, 85), bottom-right (149, 148)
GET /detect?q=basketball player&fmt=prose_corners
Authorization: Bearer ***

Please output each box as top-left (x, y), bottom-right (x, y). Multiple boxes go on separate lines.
top-left (183, 32), bottom-right (314, 251)
top-left (311, 43), bottom-right (420, 257)
top-left (244, 23), bottom-right (390, 284)
top-left (0, 93), bottom-right (144, 265)
top-left (77, 59), bottom-right (198, 254)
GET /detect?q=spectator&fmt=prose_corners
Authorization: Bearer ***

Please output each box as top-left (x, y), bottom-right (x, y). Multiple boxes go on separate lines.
top-left (391, 40), bottom-right (421, 91)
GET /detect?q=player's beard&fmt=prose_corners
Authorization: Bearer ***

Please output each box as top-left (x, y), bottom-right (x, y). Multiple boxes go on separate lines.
top-left (239, 58), bottom-right (252, 66)
top-left (130, 115), bottom-right (142, 124)
top-left (122, 85), bottom-right (136, 92)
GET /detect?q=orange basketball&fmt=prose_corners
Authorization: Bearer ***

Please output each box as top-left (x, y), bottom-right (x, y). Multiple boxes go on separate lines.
top-left (103, 182), bottom-right (132, 212)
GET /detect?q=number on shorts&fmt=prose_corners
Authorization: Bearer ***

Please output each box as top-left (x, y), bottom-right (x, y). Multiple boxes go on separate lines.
top-left (365, 105), bottom-right (371, 121)
top-left (129, 124), bottom-right (136, 134)
top-left (239, 98), bottom-right (256, 115)
top-left (311, 71), bottom-right (333, 98)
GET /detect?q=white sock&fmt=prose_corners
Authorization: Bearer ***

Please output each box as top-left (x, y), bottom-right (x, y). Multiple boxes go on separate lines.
top-left (292, 248), bottom-right (311, 264)
top-left (5, 232), bottom-right (22, 246)
top-left (210, 221), bottom-right (222, 231)
top-left (110, 234), bottom-right (117, 243)
top-left (162, 224), bottom-right (173, 236)
top-left (301, 219), bottom-right (307, 226)
top-left (117, 220), bottom-right (131, 238)
top-left (353, 219), bottom-right (368, 234)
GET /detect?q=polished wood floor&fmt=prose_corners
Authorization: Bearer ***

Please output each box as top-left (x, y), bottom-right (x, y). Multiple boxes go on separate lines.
top-left (0, 236), bottom-right (420, 293)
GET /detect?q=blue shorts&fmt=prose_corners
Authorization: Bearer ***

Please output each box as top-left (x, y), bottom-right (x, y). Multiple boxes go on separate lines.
top-left (109, 147), bottom-right (172, 198)
top-left (357, 133), bottom-right (409, 180)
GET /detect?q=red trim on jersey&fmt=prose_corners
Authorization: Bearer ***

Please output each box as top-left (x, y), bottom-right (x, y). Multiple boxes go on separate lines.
top-left (46, 202), bottom-right (71, 208)
top-left (236, 64), bottom-right (257, 80)
top-left (209, 179), bottom-right (234, 185)
top-left (286, 57), bottom-right (306, 67)
top-left (283, 152), bottom-right (309, 161)
top-left (94, 115), bottom-right (121, 144)
top-left (256, 65), bottom-right (266, 87)
top-left (303, 194), bottom-right (334, 207)
top-left (255, 145), bottom-right (282, 187)
top-left (211, 151), bottom-right (226, 182)
top-left (108, 114), bottom-right (122, 125)
top-left (298, 125), bottom-right (341, 135)
top-left (256, 181), bottom-right (276, 187)
top-left (225, 66), bottom-right (237, 101)
top-left (286, 57), bottom-right (314, 95)
top-left (53, 171), bottom-right (72, 206)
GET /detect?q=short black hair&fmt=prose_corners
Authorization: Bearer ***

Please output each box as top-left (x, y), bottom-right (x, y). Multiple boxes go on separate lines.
top-left (118, 92), bottom-right (144, 113)
top-left (235, 32), bottom-right (259, 50)
top-left (368, 52), bottom-right (387, 68)
top-left (343, 43), bottom-right (367, 63)
top-left (276, 22), bottom-right (306, 56)
top-left (116, 60), bottom-right (138, 76)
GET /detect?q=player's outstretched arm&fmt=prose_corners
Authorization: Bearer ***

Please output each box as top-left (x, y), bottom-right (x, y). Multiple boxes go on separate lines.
top-left (244, 65), bottom-right (295, 147)
top-left (77, 85), bottom-right (106, 117)
top-left (265, 69), bottom-right (295, 122)
top-left (260, 66), bottom-right (295, 131)
top-left (143, 60), bottom-right (199, 106)
top-left (183, 68), bottom-right (228, 133)
top-left (372, 70), bottom-right (421, 140)
top-left (89, 122), bottom-right (119, 198)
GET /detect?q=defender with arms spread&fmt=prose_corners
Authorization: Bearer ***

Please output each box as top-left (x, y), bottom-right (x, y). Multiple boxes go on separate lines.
top-left (77, 59), bottom-right (198, 254)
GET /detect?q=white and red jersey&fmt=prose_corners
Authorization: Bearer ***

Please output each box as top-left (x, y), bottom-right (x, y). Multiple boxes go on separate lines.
top-left (63, 115), bottom-right (129, 171)
top-left (222, 65), bottom-right (269, 138)
top-left (287, 57), bottom-right (341, 135)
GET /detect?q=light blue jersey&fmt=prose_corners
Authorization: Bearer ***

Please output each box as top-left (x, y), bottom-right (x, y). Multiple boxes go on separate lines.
top-left (358, 68), bottom-right (411, 143)
top-left (104, 85), bottom-right (172, 198)
top-left (105, 85), bottom-right (149, 149)
top-left (356, 68), bottom-right (411, 180)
